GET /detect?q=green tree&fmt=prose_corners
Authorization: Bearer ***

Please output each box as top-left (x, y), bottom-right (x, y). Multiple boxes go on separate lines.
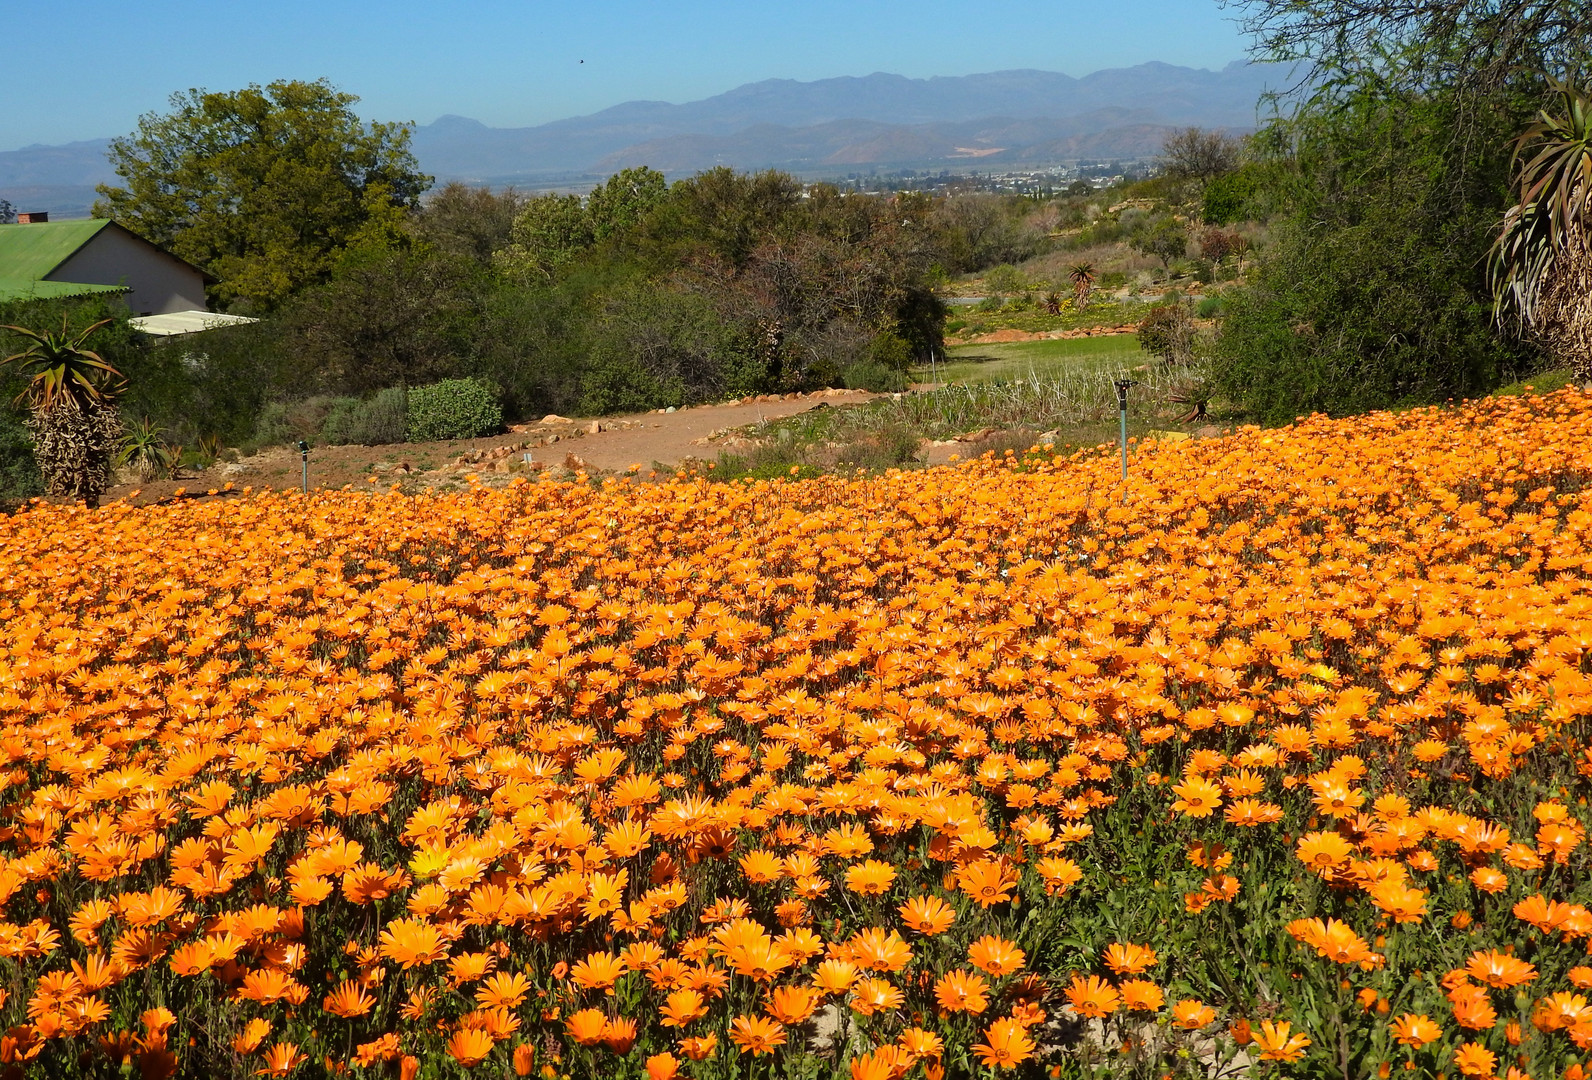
top-left (1491, 81), bottom-right (1592, 385)
top-left (1132, 218), bottom-right (1188, 271)
top-left (0, 317), bottom-right (125, 507)
top-left (95, 79), bottom-right (431, 312)
top-left (494, 168), bottom-right (668, 279)
top-left (495, 193), bottom-right (592, 278)
top-left (1210, 0), bottom-right (1581, 419)
top-left (643, 168), bottom-right (806, 268)
top-left (585, 167), bottom-right (668, 242)
top-left (413, 182), bottom-right (526, 265)
top-left (278, 246), bottom-right (483, 396)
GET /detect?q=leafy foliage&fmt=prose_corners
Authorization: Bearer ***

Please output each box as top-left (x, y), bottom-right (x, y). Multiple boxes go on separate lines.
top-left (1137, 302), bottom-right (1196, 364)
top-left (1491, 81), bottom-right (1592, 382)
top-left (1130, 218), bottom-right (1189, 270)
top-left (0, 401), bottom-right (41, 504)
top-left (0, 315), bottom-right (127, 505)
top-left (404, 377), bottom-right (502, 442)
top-left (95, 78), bottom-right (431, 311)
top-left (320, 388), bottom-right (409, 446)
top-left (1211, 0), bottom-right (1582, 420)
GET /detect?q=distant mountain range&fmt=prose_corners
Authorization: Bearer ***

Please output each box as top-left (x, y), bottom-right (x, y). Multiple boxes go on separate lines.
top-left (2, 61), bottom-right (1278, 215)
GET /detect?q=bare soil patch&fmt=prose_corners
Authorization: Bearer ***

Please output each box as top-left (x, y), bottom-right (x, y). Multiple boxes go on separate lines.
top-left (99, 389), bottom-right (875, 506)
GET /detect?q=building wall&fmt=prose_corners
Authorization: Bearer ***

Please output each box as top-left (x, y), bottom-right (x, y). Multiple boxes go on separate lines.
top-left (46, 227), bottom-right (208, 315)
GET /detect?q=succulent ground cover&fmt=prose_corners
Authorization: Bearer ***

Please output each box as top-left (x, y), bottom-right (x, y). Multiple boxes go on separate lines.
top-left (0, 391), bottom-right (1590, 1079)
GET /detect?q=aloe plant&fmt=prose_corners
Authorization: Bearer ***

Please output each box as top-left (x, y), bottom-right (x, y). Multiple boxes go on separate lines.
top-left (1491, 81), bottom-right (1592, 385)
top-left (0, 318), bottom-right (125, 506)
top-left (117, 417), bottom-right (175, 482)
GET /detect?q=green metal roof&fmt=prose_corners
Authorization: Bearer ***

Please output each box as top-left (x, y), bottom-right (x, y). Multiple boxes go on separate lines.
top-left (0, 220), bottom-right (114, 281)
top-left (0, 277), bottom-right (127, 303)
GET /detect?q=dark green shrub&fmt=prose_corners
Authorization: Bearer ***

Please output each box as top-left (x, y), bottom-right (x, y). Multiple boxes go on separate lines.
top-left (252, 396), bottom-right (359, 448)
top-left (405, 378), bottom-right (502, 442)
top-left (321, 388), bottom-right (408, 446)
top-left (1211, 203), bottom-right (1529, 426)
top-left (1202, 164), bottom-right (1262, 225)
top-left (841, 361), bottom-right (908, 393)
top-left (1196, 295), bottom-right (1226, 318)
top-left (1138, 303), bottom-right (1195, 363)
top-left (0, 404), bottom-right (41, 505)
top-left (984, 264), bottom-right (1026, 294)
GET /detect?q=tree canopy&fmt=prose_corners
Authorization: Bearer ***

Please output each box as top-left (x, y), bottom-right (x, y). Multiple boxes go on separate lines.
top-left (95, 78), bottom-right (431, 312)
top-left (1209, 0), bottom-right (1591, 419)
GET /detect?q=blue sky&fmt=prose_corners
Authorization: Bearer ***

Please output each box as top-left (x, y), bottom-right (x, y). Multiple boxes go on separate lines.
top-left (2, 0), bottom-right (1249, 150)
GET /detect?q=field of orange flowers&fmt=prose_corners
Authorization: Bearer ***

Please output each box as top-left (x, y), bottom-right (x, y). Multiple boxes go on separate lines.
top-left (0, 390), bottom-right (1590, 1080)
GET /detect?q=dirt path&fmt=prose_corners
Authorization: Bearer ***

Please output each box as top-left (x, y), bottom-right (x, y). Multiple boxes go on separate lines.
top-left (564, 389), bottom-right (873, 472)
top-left (101, 389), bottom-right (877, 505)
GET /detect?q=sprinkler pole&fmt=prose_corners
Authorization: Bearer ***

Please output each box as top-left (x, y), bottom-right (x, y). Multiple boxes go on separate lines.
top-left (298, 440), bottom-right (309, 493)
top-left (1114, 378), bottom-right (1132, 492)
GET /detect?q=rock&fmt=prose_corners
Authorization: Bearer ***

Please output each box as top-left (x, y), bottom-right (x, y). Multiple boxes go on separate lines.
top-left (956, 427), bottom-right (997, 443)
top-left (586, 421), bottom-right (603, 435)
top-left (563, 453), bottom-right (586, 471)
top-left (725, 398), bottom-right (741, 406)
top-left (540, 414), bottom-right (573, 424)
top-left (547, 434), bottom-right (560, 444)
top-left (665, 406), bottom-right (677, 413)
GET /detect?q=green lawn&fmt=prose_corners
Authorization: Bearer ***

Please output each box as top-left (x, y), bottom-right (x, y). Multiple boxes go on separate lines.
top-left (919, 333), bottom-right (1144, 384)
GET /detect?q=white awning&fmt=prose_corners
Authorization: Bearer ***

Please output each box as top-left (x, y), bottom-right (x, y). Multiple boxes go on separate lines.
top-left (129, 310), bottom-right (258, 336)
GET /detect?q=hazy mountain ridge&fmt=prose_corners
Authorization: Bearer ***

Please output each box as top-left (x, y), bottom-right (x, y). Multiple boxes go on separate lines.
top-left (409, 61), bottom-right (1274, 180)
top-left (1, 61), bottom-right (1275, 213)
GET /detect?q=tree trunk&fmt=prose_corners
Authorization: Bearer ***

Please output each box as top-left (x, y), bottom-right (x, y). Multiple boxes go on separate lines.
top-left (1535, 227), bottom-right (1592, 386)
top-left (27, 398), bottom-right (121, 508)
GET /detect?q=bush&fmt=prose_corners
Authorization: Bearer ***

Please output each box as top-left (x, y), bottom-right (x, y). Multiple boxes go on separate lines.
top-left (834, 422), bottom-right (921, 469)
top-left (251, 397), bottom-right (348, 449)
top-left (984, 264), bottom-right (1027, 295)
top-left (1195, 295), bottom-right (1226, 318)
top-left (1138, 303), bottom-right (1195, 363)
top-left (405, 378), bottom-right (503, 442)
top-left (1211, 201), bottom-right (1529, 425)
top-left (0, 404), bottom-right (41, 505)
top-left (841, 361), bottom-right (908, 393)
top-left (321, 388), bottom-right (408, 446)
top-left (1201, 164), bottom-right (1262, 225)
